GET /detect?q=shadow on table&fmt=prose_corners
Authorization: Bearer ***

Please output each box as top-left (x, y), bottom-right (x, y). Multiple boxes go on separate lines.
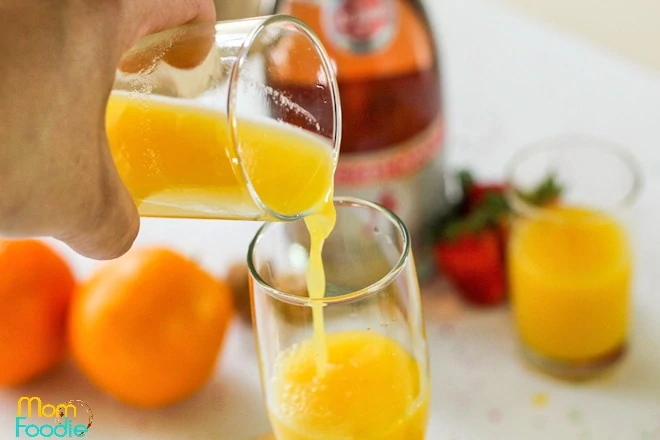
top-left (598, 310), bottom-right (660, 403)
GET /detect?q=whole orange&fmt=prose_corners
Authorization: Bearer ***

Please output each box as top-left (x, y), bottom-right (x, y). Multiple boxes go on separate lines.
top-left (69, 247), bottom-right (234, 408)
top-left (0, 239), bottom-right (75, 386)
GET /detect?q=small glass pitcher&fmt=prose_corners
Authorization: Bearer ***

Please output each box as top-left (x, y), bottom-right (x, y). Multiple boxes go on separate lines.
top-left (109, 15), bottom-right (341, 221)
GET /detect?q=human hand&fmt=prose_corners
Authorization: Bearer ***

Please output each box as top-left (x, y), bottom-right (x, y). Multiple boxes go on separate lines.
top-left (0, 0), bottom-right (216, 259)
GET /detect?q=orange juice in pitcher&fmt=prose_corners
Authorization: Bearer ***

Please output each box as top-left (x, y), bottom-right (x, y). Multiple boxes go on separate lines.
top-left (106, 93), bottom-right (335, 220)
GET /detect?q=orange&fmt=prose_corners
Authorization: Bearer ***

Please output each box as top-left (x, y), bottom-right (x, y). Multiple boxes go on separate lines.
top-left (69, 247), bottom-right (234, 408)
top-left (0, 239), bottom-right (75, 386)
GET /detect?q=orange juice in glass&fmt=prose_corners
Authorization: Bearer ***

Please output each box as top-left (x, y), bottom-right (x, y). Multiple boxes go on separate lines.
top-left (108, 16), bottom-right (340, 222)
top-left (506, 137), bottom-right (641, 379)
top-left (248, 197), bottom-right (430, 439)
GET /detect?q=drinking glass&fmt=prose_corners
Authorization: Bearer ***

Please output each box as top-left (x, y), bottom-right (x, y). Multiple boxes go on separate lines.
top-left (506, 135), bottom-right (642, 380)
top-left (109, 15), bottom-right (340, 221)
top-left (248, 197), bottom-right (430, 439)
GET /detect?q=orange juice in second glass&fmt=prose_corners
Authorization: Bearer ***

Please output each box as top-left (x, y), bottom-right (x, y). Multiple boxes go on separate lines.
top-left (509, 206), bottom-right (632, 367)
top-left (506, 137), bottom-right (640, 379)
top-left (269, 331), bottom-right (429, 440)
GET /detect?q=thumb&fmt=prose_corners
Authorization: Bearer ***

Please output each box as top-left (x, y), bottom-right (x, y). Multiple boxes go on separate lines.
top-left (57, 139), bottom-right (140, 261)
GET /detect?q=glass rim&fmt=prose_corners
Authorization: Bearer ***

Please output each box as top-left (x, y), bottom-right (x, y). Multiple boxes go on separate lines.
top-left (246, 196), bottom-right (411, 306)
top-left (504, 136), bottom-right (643, 221)
top-left (226, 14), bottom-right (343, 222)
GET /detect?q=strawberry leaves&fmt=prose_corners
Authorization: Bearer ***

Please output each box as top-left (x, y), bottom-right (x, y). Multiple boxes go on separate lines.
top-left (517, 173), bottom-right (562, 207)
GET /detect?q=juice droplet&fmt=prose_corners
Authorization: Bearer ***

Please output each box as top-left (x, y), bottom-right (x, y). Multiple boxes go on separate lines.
top-left (532, 392), bottom-right (549, 408)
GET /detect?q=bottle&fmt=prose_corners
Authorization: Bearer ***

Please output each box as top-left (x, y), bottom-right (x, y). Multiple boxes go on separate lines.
top-left (269, 0), bottom-right (446, 282)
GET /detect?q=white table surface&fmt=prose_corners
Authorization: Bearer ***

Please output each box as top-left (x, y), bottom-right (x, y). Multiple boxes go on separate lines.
top-left (2, 0), bottom-right (660, 438)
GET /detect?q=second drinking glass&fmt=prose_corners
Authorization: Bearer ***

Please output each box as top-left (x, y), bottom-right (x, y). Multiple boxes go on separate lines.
top-left (248, 197), bottom-right (430, 439)
top-left (506, 136), bottom-right (641, 380)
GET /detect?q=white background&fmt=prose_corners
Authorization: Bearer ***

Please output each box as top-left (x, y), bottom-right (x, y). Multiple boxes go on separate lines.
top-left (2, 0), bottom-right (660, 438)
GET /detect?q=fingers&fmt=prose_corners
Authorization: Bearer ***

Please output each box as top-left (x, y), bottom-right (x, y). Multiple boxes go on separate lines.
top-left (119, 0), bottom-right (217, 72)
top-left (161, 24), bottom-right (217, 70)
top-left (118, 22), bottom-right (217, 73)
top-left (132, 0), bottom-right (217, 37)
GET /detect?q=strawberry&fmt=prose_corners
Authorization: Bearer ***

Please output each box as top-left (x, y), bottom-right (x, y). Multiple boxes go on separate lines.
top-left (433, 190), bottom-right (509, 306)
top-left (434, 228), bottom-right (506, 306)
top-left (468, 183), bottom-right (507, 210)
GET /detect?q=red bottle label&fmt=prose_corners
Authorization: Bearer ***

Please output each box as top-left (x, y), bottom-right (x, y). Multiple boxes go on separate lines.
top-left (322, 0), bottom-right (397, 54)
top-left (335, 117), bottom-right (444, 185)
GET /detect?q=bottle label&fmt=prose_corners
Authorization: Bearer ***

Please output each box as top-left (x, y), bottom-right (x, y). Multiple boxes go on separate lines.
top-left (322, 0), bottom-right (398, 54)
top-left (335, 117), bottom-right (444, 185)
top-left (334, 117), bottom-right (446, 250)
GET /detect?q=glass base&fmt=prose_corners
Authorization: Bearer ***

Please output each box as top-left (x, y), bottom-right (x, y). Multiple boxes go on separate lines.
top-left (522, 343), bottom-right (627, 381)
